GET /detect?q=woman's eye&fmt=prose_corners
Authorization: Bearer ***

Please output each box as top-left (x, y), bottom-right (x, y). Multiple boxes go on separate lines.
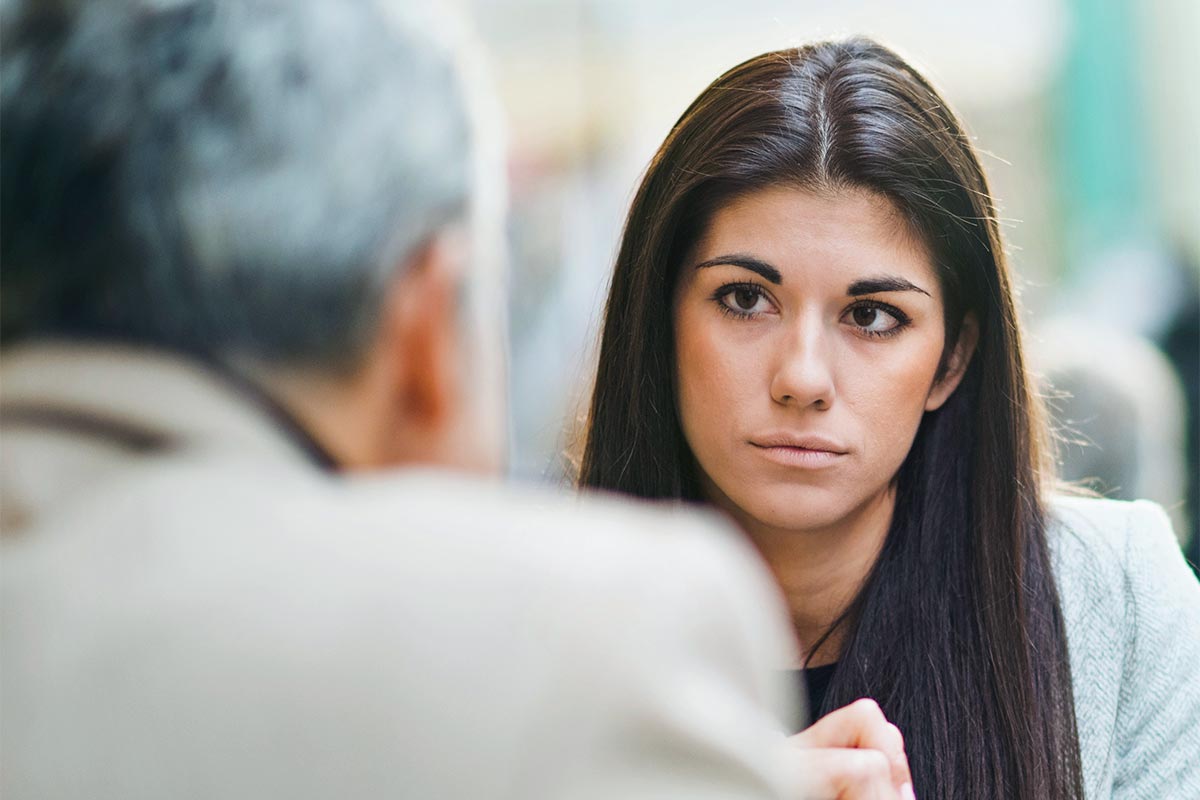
top-left (719, 286), bottom-right (772, 315)
top-left (848, 304), bottom-right (903, 334)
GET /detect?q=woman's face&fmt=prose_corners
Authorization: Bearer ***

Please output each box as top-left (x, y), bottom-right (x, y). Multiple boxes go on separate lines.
top-left (673, 186), bottom-right (972, 533)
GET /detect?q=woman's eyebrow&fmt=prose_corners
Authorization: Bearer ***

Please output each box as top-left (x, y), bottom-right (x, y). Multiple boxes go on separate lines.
top-left (847, 275), bottom-right (931, 297)
top-left (693, 254), bottom-right (782, 284)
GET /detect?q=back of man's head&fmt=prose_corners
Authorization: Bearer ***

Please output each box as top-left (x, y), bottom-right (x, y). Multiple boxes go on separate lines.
top-left (2, 0), bottom-right (481, 373)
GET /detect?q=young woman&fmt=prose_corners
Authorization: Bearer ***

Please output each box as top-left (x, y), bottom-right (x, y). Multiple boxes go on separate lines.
top-left (579, 39), bottom-right (1200, 800)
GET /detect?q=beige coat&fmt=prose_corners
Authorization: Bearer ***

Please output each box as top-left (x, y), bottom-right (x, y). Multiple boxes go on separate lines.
top-left (1, 343), bottom-right (799, 800)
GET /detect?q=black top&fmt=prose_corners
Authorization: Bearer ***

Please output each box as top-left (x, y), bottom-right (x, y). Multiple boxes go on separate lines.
top-left (794, 663), bottom-right (838, 729)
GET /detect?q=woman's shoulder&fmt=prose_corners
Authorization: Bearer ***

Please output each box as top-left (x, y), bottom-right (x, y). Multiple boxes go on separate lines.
top-left (1045, 495), bottom-right (1180, 589)
top-left (1046, 495), bottom-right (1200, 798)
top-left (1046, 493), bottom-right (1174, 547)
top-left (1042, 496), bottom-right (1175, 684)
top-left (1045, 494), bottom-right (1194, 637)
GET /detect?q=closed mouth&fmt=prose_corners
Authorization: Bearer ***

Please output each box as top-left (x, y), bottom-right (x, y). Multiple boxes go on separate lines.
top-left (748, 434), bottom-right (848, 455)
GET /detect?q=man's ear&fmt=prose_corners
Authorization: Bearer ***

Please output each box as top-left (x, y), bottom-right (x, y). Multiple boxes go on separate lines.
top-left (382, 233), bottom-right (464, 433)
top-left (925, 312), bottom-right (979, 412)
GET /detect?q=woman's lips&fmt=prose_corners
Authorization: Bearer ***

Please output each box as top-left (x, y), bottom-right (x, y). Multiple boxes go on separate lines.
top-left (748, 434), bottom-right (848, 469)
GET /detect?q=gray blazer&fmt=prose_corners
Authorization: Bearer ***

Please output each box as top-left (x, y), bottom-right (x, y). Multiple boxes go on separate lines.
top-left (0, 344), bottom-right (800, 800)
top-left (1050, 496), bottom-right (1200, 799)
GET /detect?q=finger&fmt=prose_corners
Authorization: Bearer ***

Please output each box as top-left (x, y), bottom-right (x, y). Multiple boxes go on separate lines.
top-left (792, 699), bottom-right (889, 749)
top-left (876, 723), bottom-right (912, 791)
top-left (790, 700), bottom-right (912, 790)
top-left (788, 747), bottom-right (900, 800)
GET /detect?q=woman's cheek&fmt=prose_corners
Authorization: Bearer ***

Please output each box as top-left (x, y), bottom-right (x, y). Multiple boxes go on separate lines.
top-left (854, 342), bottom-right (942, 453)
top-left (677, 317), bottom-right (751, 460)
top-left (680, 345), bottom-right (730, 438)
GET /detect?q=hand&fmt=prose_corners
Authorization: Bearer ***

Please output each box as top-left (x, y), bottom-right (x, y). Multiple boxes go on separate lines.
top-left (787, 698), bottom-right (916, 800)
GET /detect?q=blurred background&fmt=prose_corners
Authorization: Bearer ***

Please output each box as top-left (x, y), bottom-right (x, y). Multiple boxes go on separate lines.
top-left (462, 0), bottom-right (1198, 552)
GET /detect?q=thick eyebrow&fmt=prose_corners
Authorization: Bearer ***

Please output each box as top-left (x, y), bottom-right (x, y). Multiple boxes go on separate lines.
top-left (847, 276), bottom-right (931, 297)
top-left (693, 254), bottom-right (782, 285)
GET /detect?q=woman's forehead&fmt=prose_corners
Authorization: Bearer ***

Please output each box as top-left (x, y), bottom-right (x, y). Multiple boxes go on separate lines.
top-left (688, 186), bottom-right (938, 294)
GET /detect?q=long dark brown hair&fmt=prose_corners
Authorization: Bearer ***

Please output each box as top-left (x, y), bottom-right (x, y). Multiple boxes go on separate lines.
top-left (579, 39), bottom-right (1083, 800)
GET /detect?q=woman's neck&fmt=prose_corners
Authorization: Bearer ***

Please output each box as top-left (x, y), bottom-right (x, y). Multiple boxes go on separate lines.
top-left (725, 487), bottom-right (896, 668)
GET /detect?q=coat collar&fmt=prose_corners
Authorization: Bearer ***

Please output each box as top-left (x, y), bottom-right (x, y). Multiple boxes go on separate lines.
top-left (0, 340), bottom-right (338, 472)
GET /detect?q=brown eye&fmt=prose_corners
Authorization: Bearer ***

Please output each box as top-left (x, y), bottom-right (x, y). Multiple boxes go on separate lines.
top-left (734, 288), bottom-right (759, 310)
top-left (852, 306), bottom-right (878, 327)
top-left (846, 303), bottom-right (904, 335)
top-left (717, 284), bottom-right (774, 317)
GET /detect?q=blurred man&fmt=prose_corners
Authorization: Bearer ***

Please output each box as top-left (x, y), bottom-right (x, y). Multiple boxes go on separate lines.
top-left (0, 1), bottom-right (801, 797)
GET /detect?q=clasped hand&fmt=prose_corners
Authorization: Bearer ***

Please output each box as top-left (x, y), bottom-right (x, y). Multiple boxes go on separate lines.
top-left (788, 698), bottom-right (916, 800)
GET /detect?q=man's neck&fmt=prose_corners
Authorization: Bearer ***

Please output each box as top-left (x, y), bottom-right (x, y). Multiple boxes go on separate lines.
top-left (729, 488), bottom-right (896, 668)
top-left (258, 366), bottom-right (384, 471)
top-left (210, 360), bottom-right (343, 472)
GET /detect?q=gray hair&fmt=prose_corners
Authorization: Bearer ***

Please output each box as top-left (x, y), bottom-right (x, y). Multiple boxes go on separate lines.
top-left (2, 0), bottom-right (482, 370)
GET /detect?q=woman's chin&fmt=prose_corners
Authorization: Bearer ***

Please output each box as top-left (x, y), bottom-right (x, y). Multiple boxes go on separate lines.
top-left (724, 485), bottom-right (861, 535)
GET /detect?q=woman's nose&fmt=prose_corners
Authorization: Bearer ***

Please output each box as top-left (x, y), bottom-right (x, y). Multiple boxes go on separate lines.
top-left (769, 318), bottom-right (836, 410)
